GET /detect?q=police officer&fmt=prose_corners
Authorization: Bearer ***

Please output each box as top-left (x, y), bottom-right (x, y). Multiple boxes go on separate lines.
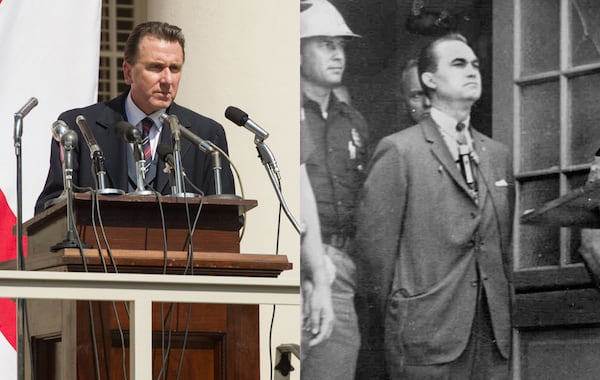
top-left (300, 1), bottom-right (368, 379)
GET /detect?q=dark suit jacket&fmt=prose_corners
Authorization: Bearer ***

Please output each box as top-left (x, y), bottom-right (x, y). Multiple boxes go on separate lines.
top-left (35, 91), bottom-right (235, 214)
top-left (353, 117), bottom-right (514, 378)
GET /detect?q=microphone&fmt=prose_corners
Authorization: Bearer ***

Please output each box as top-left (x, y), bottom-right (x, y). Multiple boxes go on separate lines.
top-left (224, 106), bottom-right (269, 141)
top-left (158, 114), bottom-right (189, 195)
top-left (114, 120), bottom-right (144, 162)
top-left (61, 130), bottom-right (78, 151)
top-left (114, 121), bottom-right (142, 143)
top-left (76, 116), bottom-right (123, 195)
top-left (44, 120), bottom-right (74, 209)
top-left (15, 97), bottom-right (39, 119)
top-left (60, 130), bottom-right (78, 191)
top-left (51, 120), bottom-right (71, 142)
top-left (76, 115), bottom-right (102, 158)
top-left (114, 121), bottom-right (151, 194)
top-left (180, 126), bottom-right (214, 153)
top-left (157, 143), bottom-right (175, 168)
top-left (51, 122), bottom-right (77, 176)
top-left (14, 97), bottom-right (39, 154)
top-left (159, 113), bottom-right (181, 141)
top-left (160, 113), bottom-right (214, 153)
top-left (225, 106), bottom-right (279, 178)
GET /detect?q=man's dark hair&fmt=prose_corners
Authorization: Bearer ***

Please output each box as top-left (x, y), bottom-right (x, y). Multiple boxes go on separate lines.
top-left (124, 21), bottom-right (186, 64)
top-left (417, 33), bottom-right (468, 96)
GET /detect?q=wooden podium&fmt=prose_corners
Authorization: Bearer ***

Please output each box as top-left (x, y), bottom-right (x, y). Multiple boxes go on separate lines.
top-left (4, 193), bottom-right (292, 380)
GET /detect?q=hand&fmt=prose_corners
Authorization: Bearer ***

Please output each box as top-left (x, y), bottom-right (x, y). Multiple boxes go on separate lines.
top-left (302, 280), bottom-right (335, 347)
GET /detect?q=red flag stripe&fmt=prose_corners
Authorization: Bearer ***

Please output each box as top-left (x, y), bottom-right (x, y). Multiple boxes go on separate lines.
top-left (0, 189), bottom-right (27, 349)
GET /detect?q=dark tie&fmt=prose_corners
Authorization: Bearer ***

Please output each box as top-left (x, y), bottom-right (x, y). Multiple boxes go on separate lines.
top-left (456, 122), bottom-right (478, 195)
top-left (141, 117), bottom-right (153, 169)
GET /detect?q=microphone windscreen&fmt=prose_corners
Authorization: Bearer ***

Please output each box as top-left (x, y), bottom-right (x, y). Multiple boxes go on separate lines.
top-left (157, 143), bottom-right (175, 167)
top-left (51, 120), bottom-right (70, 142)
top-left (114, 121), bottom-right (140, 142)
top-left (156, 143), bottom-right (172, 161)
top-left (224, 106), bottom-right (248, 126)
top-left (61, 130), bottom-right (78, 148)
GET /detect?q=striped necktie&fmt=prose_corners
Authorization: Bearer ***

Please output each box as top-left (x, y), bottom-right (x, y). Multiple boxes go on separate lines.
top-left (141, 117), bottom-right (153, 169)
top-left (456, 122), bottom-right (478, 194)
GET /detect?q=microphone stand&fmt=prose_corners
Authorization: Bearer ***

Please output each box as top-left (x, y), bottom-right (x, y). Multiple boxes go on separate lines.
top-left (211, 150), bottom-right (223, 195)
top-left (13, 115), bottom-right (25, 269)
top-left (172, 136), bottom-right (185, 194)
top-left (12, 96), bottom-right (38, 380)
top-left (92, 151), bottom-right (124, 195)
top-left (13, 113), bottom-right (26, 380)
top-left (163, 114), bottom-right (198, 198)
top-left (131, 141), bottom-right (154, 195)
top-left (202, 145), bottom-right (239, 200)
top-left (171, 134), bottom-right (198, 198)
top-left (51, 131), bottom-right (91, 251)
top-left (254, 138), bottom-right (301, 234)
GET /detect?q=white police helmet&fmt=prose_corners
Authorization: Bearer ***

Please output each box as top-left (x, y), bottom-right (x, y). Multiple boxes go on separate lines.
top-left (300, 0), bottom-right (360, 39)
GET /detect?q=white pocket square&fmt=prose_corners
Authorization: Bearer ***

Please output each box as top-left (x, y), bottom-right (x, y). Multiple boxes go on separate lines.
top-left (495, 179), bottom-right (509, 187)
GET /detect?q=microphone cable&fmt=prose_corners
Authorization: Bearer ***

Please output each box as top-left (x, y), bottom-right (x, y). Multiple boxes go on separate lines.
top-left (68, 183), bottom-right (103, 380)
top-left (173, 150), bottom-right (197, 380)
top-left (148, 146), bottom-right (202, 380)
top-left (88, 183), bottom-right (130, 380)
top-left (269, 174), bottom-right (284, 380)
top-left (76, 184), bottom-right (129, 379)
top-left (137, 178), bottom-right (174, 380)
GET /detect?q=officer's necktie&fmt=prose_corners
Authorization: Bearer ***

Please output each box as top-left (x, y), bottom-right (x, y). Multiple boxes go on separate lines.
top-left (141, 117), bottom-right (154, 170)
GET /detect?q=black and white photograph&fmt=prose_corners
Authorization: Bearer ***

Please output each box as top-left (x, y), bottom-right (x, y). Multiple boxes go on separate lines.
top-left (300, 0), bottom-right (600, 379)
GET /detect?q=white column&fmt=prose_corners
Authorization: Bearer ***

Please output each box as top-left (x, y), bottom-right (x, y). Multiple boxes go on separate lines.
top-left (144, 2), bottom-right (301, 379)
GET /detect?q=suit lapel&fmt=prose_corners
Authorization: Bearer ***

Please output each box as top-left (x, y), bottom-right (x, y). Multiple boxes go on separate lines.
top-left (472, 129), bottom-right (492, 210)
top-left (95, 94), bottom-right (129, 190)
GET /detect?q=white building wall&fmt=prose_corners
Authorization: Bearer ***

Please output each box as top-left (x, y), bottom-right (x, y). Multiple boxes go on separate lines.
top-left (146, 2), bottom-right (301, 379)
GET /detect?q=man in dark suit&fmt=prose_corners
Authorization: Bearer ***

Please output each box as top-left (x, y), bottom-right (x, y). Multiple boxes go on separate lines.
top-left (35, 21), bottom-right (234, 214)
top-left (354, 33), bottom-right (514, 379)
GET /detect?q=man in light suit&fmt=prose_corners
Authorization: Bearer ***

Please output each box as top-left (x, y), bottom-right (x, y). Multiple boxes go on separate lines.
top-left (35, 22), bottom-right (234, 214)
top-left (353, 33), bottom-right (514, 379)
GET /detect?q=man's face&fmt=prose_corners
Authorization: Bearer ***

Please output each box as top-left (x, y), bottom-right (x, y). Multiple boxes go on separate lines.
top-left (402, 65), bottom-right (431, 123)
top-left (424, 40), bottom-right (481, 104)
top-left (123, 36), bottom-right (184, 115)
top-left (301, 36), bottom-right (346, 88)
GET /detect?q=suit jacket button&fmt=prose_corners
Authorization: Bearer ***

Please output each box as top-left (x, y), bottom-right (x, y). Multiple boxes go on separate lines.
top-left (470, 280), bottom-right (478, 287)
